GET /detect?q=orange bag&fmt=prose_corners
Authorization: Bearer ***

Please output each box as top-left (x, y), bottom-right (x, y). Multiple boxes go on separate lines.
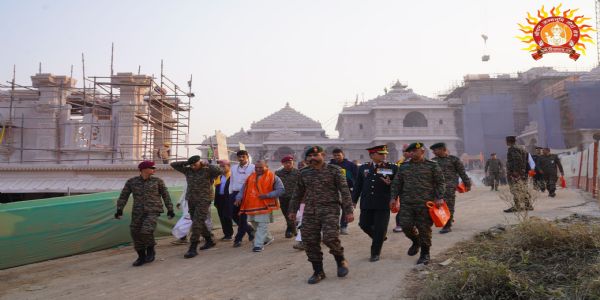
top-left (528, 170), bottom-right (536, 177)
top-left (426, 201), bottom-right (450, 228)
top-left (456, 182), bottom-right (466, 193)
top-left (560, 176), bottom-right (567, 188)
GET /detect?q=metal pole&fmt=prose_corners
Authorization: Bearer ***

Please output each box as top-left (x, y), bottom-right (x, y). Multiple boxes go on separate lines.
top-left (20, 113), bottom-right (24, 163)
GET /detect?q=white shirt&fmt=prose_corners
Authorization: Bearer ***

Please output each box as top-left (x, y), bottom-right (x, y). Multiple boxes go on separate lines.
top-left (229, 163), bottom-right (255, 193)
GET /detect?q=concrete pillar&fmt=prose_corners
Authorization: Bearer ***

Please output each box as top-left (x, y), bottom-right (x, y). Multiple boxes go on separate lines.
top-left (111, 73), bottom-right (151, 162)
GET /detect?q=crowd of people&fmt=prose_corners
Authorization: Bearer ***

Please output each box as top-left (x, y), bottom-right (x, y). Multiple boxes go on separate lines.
top-left (114, 135), bottom-right (562, 284)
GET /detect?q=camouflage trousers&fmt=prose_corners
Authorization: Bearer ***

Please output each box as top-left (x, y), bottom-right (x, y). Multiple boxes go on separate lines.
top-left (302, 206), bottom-right (344, 263)
top-left (443, 190), bottom-right (457, 224)
top-left (543, 174), bottom-right (558, 193)
top-left (398, 202), bottom-right (433, 248)
top-left (509, 178), bottom-right (531, 209)
top-left (130, 212), bottom-right (160, 251)
top-left (189, 200), bottom-right (212, 243)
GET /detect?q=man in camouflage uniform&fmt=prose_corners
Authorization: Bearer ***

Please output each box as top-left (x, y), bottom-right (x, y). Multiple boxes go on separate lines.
top-left (275, 155), bottom-right (299, 238)
top-left (289, 145), bottom-right (354, 284)
top-left (390, 142), bottom-right (445, 265)
top-left (485, 153), bottom-right (503, 191)
top-left (536, 147), bottom-right (565, 197)
top-left (171, 155), bottom-right (223, 258)
top-left (353, 145), bottom-right (398, 262)
top-left (504, 136), bottom-right (532, 212)
top-left (430, 142), bottom-right (471, 234)
top-left (115, 160), bottom-right (175, 267)
top-left (531, 147), bottom-right (545, 192)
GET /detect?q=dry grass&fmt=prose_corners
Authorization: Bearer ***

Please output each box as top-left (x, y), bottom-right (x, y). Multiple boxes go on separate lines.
top-left (415, 215), bottom-right (600, 300)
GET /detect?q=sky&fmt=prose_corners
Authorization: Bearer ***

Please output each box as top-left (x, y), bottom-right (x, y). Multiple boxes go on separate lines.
top-left (1, 0), bottom-right (598, 143)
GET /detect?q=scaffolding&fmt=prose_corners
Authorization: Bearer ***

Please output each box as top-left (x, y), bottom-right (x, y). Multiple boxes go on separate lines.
top-left (0, 61), bottom-right (193, 164)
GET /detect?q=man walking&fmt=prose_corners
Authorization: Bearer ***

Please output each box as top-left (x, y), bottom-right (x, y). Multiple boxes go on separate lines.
top-left (289, 146), bottom-right (354, 284)
top-left (275, 155), bottom-right (299, 238)
top-left (171, 155), bottom-right (222, 258)
top-left (353, 145), bottom-right (398, 262)
top-left (214, 160), bottom-right (233, 240)
top-left (484, 153), bottom-right (503, 191)
top-left (430, 143), bottom-right (471, 234)
top-left (237, 160), bottom-right (285, 252)
top-left (531, 147), bottom-right (545, 192)
top-left (504, 136), bottom-right (532, 212)
top-left (536, 147), bottom-right (565, 197)
top-left (390, 142), bottom-right (445, 265)
top-left (329, 148), bottom-right (357, 235)
top-left (393, 145), bottom-right (412, 233)
top-left (115, 160), bottom-right (175, 266)
top-left (230, 150), bottom-right (256, 247)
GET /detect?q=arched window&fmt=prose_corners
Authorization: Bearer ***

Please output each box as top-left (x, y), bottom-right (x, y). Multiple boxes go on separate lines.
top-left (403, 111), bottom-right (428, 127)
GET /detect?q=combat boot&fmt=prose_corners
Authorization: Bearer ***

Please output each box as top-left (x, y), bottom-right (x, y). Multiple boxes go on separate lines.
top-left (439, 223), bottom-right (452, 234)
top-left (199, 237), bottom-right (216, 250)
top-left (407, 238), bottom-right (420, 256)
top-left (307, 262), bottom-right (326, 284)
top-left (132, 250), bottom-right (146, 267)
top-left (334, 255), bottom-right (349, 277)
top-left (145, 246), bottom-right (155, 263)
top-left (416, 245), bottom-right (430, 265)
top-left (184, 241), bottom-right (198, 258)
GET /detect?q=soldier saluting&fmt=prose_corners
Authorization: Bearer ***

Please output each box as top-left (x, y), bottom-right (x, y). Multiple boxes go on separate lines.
top-left (115, 160), bottom-right (175, 267)
top-left (390, 142), bottom-right (445, 265)
top-left (171, 155), bottom-right (223, 258)
top-left (353, 145), bottom-right (398, 262)
top-left (289, 146), bottom-right (354, 284)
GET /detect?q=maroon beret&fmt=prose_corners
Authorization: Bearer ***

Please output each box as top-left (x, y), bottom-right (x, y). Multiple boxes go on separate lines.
top-left (138, 160), bottom-right (156, 170)
top-left (281, 155), bottom-right (294, 163)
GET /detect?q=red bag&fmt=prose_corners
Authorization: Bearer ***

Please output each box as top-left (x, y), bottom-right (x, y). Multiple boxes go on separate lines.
top-left (426, 201), bottom-right (451, 227)
top-left (456, 182), bottom-right (466, 193)
top-left (560, 176), bottom-right (567, 188)
top-left (389, 199), bottom-right (400, 213)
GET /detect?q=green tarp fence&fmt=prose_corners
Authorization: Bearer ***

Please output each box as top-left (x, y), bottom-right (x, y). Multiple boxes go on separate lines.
top-left (0, 188), bottom-right (207, 270)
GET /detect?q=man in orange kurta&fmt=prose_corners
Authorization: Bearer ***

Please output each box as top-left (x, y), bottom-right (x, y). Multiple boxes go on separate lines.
top-left (236, 160), bottom-right (285, 252)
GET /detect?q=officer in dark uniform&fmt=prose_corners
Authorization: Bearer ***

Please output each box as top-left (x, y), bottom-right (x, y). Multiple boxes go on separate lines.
top-left (353, 145), bottom-right (398, 262)
top-left (532, 147), bottom-right (545, 192)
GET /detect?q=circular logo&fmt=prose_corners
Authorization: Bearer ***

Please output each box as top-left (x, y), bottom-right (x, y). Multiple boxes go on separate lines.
top-left (533, 17), bottom-right (579, 50)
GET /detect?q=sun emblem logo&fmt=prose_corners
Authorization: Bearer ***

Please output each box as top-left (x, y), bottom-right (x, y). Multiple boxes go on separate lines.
top-left (517, 4), bottom-right (595, 61)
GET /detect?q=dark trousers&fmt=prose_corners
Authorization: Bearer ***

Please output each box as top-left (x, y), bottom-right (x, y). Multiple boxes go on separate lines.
top-left (231, 191), bottom-right (252, 242)
top-left (359, 209), bottom-right (390, 256)
top-left (489, 172), bottom-right (501, 190)
top-left (214, 194), bottom-right (234, 238)
top-left (396, 212), bottom-right (401, 227)
top-left (279, 197), bottom-right (296, 234)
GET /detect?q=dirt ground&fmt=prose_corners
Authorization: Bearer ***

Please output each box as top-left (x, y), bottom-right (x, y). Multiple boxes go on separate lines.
top-left (0, 185), bottom-right (597, 300)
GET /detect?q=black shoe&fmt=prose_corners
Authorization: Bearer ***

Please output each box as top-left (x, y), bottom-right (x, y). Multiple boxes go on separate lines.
top-left (308, 262), bottom-right (326, 284)
top-left (369, 254), bottom-right (380, 262)
top-left (334, 255), bottom-right (349, 277)
top-left (132, 250), bottom-right (146, 267)
top-left (503, 207), bottom-right (518, 213)
top-left (439, 225), bottom-right (452, 234)
top-left (549, 192), bottom-right (556, 198)
top-left (416, 246), bottom-right (430, 265)
top-left (407, 239), bottom-right (420, 256)
top-left (145, 246), bottom-right (155, 263)
top-left (199, 239), bottom-right (216, 250)
top-left (285, 229), bottom-right (293, 239)
top-left (184, 242), bottom-right (198, 258)
top-left (233, 240), bottom-right (242, 248)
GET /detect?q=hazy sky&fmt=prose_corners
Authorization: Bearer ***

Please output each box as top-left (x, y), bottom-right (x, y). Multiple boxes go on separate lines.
top-left (1, 0), bottom-right (598, 142)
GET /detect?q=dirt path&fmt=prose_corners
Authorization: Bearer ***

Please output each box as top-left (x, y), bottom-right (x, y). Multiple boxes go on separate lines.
top-left (0, 186), bottom-right (597, 300)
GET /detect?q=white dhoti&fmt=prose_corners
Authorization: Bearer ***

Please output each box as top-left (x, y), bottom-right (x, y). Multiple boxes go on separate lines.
top-left (171, 183), bottom-right (213, 239)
